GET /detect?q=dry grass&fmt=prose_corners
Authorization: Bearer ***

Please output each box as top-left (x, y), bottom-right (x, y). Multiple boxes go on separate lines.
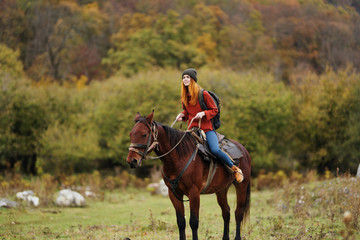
top-left (0, 172), bottom-right (359, 239)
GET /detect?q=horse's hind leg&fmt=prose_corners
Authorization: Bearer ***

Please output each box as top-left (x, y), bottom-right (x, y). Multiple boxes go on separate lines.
top-left (169, 191), bottom-right (186, 240)
top-left (234, 181), bottom-right (251, 240)
top-left (216, 188), bottom-right (231, 240)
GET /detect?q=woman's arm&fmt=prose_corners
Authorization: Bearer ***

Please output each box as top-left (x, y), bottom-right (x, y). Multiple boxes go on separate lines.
top-left (176, 102), bottom-right (189, 121)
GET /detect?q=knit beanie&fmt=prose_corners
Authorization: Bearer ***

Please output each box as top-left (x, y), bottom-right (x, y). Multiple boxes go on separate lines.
top-left (182, 68), bottom-right (197, 82)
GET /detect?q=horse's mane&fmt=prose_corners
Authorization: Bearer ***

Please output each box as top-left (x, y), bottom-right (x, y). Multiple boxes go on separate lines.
top-left (156, 122), bottom-right (194, 157)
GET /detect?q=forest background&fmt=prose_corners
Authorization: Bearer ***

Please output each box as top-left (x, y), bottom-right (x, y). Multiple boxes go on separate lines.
top-left (1, 0), bottom-right (360, 178)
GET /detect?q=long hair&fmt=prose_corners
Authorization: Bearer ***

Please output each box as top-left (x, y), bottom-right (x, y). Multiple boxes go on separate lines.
top-left (181, 78), bottom-right (201, 107)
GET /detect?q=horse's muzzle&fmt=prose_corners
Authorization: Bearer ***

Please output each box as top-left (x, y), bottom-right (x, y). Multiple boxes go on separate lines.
top-left (129, 158), bottom-right (138, 168)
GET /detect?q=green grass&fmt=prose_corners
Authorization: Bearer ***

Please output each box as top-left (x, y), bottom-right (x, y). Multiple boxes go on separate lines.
top-left (1, 178), bottom-right (359, 240)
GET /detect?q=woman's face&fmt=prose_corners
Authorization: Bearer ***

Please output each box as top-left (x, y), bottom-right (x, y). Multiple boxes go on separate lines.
top-left (182, 74), bottom-right (191, 87)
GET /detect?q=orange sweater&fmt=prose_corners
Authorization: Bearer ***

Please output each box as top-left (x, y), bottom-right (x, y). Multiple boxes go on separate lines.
top-left (181, 90), bottom-right (218, 132)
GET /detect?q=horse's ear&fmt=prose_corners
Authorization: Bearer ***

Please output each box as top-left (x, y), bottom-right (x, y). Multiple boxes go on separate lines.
top-left (134, 112), bottom-right (141, 122)
top-left (146, 110), bottom-right (154, 124)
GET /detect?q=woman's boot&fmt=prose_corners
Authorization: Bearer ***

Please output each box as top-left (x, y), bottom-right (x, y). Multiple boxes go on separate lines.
top-left (231, 165), bottom-right (244, 183)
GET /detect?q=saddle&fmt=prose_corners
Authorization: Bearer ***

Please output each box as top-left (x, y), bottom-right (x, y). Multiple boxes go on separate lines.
top-left (191, 129), bottom-right (243, 165)
top-left (191, 129), bottom-right (243, 193)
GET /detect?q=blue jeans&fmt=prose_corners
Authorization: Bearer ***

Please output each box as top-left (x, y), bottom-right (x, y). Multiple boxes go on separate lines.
top-left (205, 130), bottom-right (234, 167)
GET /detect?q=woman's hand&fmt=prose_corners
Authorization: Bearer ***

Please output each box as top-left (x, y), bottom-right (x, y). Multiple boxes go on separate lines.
top-left (176, 112), bottom-right (185, 121)
top-left (194, 111), bottom-right (205, 119)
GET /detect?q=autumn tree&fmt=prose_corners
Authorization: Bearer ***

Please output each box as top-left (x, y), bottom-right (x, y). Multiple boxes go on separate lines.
top-left (104, 3), bottom-right (232, 75)
top-left (290, 68), bottom-right (360, 173)
top-left (18, 0), bottom-right (107, 82)
top-left (260, 0), bottom-right (360, 82)
top-left (0, 0), bottom-right (28, 55)
top-left (219, 8), bottom-right (273, 71)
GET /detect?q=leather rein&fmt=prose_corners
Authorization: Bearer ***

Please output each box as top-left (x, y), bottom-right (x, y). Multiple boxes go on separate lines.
top-left (128, 118), bottom-right (199, 164)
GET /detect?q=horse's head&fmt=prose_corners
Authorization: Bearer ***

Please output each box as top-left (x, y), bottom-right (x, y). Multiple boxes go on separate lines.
top-left (127, 111), bottom-right (158, 168)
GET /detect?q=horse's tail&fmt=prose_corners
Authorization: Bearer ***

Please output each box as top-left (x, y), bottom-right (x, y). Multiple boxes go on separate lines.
top-left (242, 180), bottom-right (251, 229)
top-left (239, 143), bottom-right (251, 229)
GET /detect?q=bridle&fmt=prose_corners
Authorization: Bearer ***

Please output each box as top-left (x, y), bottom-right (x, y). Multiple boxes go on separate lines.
top-left (128, 118), bottom-right (199, 165)
top-left (128, 120), bottom-right (159, 166)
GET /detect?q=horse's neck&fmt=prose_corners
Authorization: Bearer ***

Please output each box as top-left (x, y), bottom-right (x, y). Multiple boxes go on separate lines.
top-left (155, 125), bottom-right (187, 171)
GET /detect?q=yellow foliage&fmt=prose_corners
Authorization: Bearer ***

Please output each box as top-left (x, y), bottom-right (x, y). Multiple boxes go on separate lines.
top-left (76, 75), bottom-right (88, 90)
top-left (91, 170), bottom-right (102, 189)
top-left (273, 170), bottom-right (288, 185)
top-left (256, 170), bottom-right (274, 190)
top-left (195, 34), bottom-right (217, 62)
top-left (21, 179), bottom-right (31, 189)
top-left (324, 169), bottom-right (332, 180)
top-left (41, 173), bottom-right (55, 184)
top-left (112, 13), bottom-right (154, 44)
top-left (81, 1), bottom-right (108, 34)
top-left (83, 2), bottom-right (100, 13)
top-left (1, 181), bottom-right (10, 193)
top-left (290, 171), bottom-right (304, 183)
top-left (59, 0), bottom-right (81, 13)
top-left (31, 76), bottom-right (56, 87)
top-left (256, 169), bottom-right (322, 190)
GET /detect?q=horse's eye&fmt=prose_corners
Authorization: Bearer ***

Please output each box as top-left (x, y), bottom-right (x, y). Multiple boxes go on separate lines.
top-left (142, 134), bottom-right (147, 138)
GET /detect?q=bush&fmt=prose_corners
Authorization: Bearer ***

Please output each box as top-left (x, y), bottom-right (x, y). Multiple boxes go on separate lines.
top-left (2, 67), bottom-right (360, 176)
top-left (0, 44), bottom-right (24, 79)
top-left (291, 67), bottom-right (360, 174)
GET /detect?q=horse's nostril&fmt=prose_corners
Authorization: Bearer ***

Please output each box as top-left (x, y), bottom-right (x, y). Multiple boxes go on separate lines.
top-left (131, 158), bottom-right (138, 167)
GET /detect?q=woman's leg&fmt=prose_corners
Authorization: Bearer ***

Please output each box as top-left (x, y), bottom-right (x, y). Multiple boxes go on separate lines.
top-left (205, 130), bottom-right (244, 183)
top-left (205, 131), bottom-right (233, 167)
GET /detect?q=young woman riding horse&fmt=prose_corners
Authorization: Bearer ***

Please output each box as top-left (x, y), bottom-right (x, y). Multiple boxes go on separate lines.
top-left (126, 70), bottom-right (251, 240)
top-left (176, 68), bottom-right (244, 183)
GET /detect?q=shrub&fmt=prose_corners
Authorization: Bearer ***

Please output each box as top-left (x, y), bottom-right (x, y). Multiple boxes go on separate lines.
top-left (0, 44), bottom-right (24, 79)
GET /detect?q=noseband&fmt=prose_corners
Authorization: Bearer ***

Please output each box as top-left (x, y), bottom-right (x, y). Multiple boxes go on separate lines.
top-left (128, 120), bottom-right (159, 166)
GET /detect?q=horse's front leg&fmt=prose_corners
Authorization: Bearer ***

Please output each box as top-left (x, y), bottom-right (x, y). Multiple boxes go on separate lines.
top-left (188, 190), bottom-right (200, 240)
top-left (169, 190), bottom-right (186, 240)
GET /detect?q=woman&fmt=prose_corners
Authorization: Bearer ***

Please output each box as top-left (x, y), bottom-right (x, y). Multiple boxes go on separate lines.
top-left (176, 68), bottom-right (243, 183)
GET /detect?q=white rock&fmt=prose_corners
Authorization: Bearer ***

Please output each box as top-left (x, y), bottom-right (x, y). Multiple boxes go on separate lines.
top-left (146, 182), bottom-right (160, 194)
top-left (356, 164), bottom-right (360, 178)
top-left (27, 196), bottom-right (40, 207)
top-left (16, 190), bottom-right (39, 207)
top-left (0, 198), bottom-right (19, 208)
top-left (146, 179), bottom-right (168, 197)
top-left (56, 189), bottom-right (86, 207)
top-left (56, 194), bottom-right (71, 206)
top-left (16, 190), bottom-right (35, 200)
top-left (156, 179), bottom-right (168, 197)
top-left (85, 190), bottom-right (96, 198)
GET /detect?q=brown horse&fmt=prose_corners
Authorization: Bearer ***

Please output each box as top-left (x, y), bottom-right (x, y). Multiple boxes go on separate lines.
top-left (126, 111), bottom-right (251, 240)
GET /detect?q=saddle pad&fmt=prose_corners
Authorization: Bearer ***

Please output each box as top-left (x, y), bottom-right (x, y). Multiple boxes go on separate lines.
top-left (220, 138), bottom-right (243, 159)
top-left (215, 131), bottom-right (225, 142)
top-left (198, 136), bottom-right (243, 161)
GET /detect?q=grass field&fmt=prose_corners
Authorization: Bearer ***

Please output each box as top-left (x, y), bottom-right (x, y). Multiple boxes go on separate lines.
top-left (0, 177), bottom-right (359, 240)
